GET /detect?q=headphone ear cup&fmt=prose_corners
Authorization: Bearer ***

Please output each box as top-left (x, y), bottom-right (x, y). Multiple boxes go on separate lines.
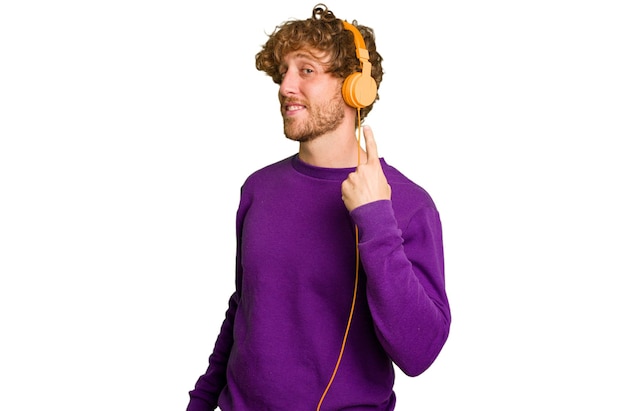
top-left (342, 72), bottom-right (377, 109)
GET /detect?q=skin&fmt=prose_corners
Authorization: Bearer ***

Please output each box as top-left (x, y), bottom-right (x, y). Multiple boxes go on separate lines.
top-left (277, 49), bottom-right (391, 212)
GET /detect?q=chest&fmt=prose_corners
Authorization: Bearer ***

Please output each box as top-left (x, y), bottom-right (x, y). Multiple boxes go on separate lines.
top-left (239, 181), bottom-right (358, 290)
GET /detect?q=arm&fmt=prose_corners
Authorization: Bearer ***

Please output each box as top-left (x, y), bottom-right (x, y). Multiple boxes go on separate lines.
top-left (187, 189), bottom-right (249, 410)
top-left (186, 292), bottom-right (238, 411)
top-left (342, 126), bottom-right (450, 376)
top-left (351, 200), bottom-right (450, 376)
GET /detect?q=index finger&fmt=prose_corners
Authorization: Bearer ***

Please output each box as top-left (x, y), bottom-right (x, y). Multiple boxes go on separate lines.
top-left (362, 125), bottom-right (380, 164)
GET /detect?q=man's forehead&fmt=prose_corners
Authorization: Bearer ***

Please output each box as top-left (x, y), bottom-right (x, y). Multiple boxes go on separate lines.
top-left (280, 48), bottom-right (330, 66)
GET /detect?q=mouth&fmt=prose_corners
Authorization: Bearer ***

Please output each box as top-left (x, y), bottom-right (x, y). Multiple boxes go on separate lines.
top-left (283, 102), bottom-right (306, 116)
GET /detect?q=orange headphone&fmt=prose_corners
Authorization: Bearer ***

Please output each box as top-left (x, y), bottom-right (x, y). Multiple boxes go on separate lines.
top-left (341, 21), bottom-right (378, 109)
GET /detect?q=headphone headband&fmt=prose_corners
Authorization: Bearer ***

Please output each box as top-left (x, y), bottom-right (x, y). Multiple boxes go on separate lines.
top-left (342, 21), bottom-right (369, 60)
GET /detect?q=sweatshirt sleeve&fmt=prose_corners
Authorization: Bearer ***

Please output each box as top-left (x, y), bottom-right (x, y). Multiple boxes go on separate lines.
top-left (350, 199), bottom-right (450, 377)
top-left (187, 184), bottom-right (251, 410)
top-left (186, 292), bottom-right (239, 411)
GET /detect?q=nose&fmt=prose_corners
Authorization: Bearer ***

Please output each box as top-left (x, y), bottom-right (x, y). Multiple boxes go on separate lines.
top-left (279, 68), bottom-right (298, 97)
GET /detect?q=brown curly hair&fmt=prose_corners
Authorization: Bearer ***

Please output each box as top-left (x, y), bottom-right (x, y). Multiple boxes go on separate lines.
top-left (255, 3), bottom-right (384, 123)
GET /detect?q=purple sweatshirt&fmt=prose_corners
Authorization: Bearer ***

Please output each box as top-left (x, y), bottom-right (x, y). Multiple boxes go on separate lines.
top-left (187, 155), bottom-right (450, 410)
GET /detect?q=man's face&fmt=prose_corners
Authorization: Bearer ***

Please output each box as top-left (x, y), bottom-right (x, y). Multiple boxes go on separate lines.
top-left (277, 49), bottom-right (346, 142)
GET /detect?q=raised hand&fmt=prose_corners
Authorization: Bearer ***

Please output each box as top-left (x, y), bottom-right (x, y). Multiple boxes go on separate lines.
top-left (341, 125), bottom-right (392, 212)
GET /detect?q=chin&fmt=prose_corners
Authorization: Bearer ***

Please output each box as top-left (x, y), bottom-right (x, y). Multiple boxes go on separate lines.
top-left (283, 122), bottom-right (314, 142)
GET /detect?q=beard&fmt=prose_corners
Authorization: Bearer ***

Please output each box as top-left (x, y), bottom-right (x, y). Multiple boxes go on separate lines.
top-left (282, 92), bottom-right (345, 142)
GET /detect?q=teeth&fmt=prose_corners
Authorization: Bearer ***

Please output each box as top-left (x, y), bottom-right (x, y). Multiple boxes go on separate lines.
top-left (286, 105), bottom-right (303, 111)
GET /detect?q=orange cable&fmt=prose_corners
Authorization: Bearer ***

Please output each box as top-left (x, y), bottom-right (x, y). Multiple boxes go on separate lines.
top-left (316, 110), bottom-right (362, 411)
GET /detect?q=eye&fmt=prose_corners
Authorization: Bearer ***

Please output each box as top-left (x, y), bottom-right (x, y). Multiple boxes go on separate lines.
top-left (300, 67), bottom-right (316, 78)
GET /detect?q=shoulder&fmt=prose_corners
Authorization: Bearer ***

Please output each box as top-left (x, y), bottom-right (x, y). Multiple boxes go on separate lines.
top-left (381, 159), bottom-right (437, 211)
top-left (242, 155), bottom-right (295, 188)
top-left (236, 155), bottom-right (295, 216)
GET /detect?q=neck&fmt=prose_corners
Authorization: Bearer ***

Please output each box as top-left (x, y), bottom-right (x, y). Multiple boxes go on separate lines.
top-left (298, 132), bottom-right (364, 168)
top-left (297, 116), bottom-right (364, 168)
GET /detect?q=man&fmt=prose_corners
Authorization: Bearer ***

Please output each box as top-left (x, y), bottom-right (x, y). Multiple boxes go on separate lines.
top-left (187, 4), bottom-right (450, 410)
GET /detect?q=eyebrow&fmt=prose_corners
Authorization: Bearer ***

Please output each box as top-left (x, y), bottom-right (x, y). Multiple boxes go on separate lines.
top-left (287, 52), bottom-right (321, 64)
top-left (281, 51), bottom-right (330, 69)
top-left (293, 51), bottom-right (316, 59)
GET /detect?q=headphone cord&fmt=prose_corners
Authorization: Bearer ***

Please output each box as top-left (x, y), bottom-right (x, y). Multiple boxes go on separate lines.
top-left (316, 110), bottom-right (362, 411)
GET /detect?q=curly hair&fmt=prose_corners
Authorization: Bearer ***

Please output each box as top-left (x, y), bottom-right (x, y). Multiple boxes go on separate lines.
top-left (255, 3), bottom-right (384, 123)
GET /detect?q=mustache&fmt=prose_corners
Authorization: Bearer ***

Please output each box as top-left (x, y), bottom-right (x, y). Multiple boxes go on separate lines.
top-left (280, 96), bottom-right (307, 106)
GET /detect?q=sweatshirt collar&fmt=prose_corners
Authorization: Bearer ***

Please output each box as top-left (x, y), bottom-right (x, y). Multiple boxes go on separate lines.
top-left (291, 154), bottom-right (354, 181)
top-left (291, 154), bottom-right (387, 181)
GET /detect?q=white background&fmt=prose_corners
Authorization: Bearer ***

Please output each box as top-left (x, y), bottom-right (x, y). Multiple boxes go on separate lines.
top-left (1, 1), bottom-right (625, 410)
